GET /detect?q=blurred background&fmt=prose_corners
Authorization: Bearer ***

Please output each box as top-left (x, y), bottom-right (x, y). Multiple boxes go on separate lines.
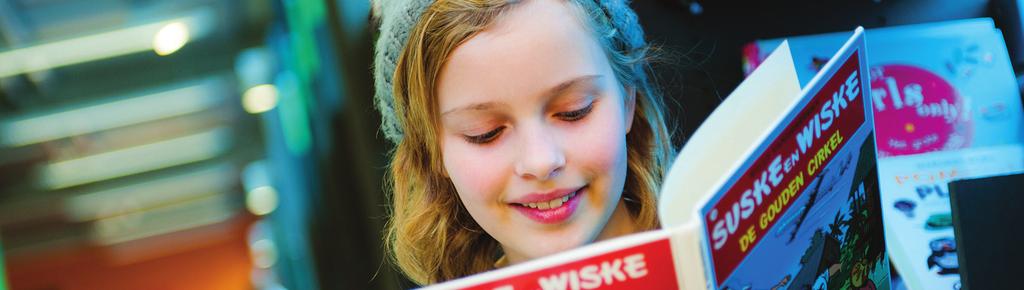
top-left (0, 0), bottom-right (1019, 289)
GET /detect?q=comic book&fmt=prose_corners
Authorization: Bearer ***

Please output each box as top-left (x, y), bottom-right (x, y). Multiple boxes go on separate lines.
top-left (744, 19), bottom-right (1024, 290)
top-left (421, 28), bottom-right (889, 290)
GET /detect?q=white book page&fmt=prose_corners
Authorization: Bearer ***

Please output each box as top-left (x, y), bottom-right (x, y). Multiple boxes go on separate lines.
top-left (659, 41), bottom-right (802, 229)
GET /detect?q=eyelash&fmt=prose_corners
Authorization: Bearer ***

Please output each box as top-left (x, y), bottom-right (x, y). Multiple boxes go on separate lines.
top-left (463, 102), bottom-right (594, 144)
top-left (555, 102), bottom-right (594, 121)
top-left (465, 127), bottom-right (505, 144)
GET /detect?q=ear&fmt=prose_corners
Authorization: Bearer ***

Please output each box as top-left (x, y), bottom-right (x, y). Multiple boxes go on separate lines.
top-left (624, 86), bottom-right (637, 135)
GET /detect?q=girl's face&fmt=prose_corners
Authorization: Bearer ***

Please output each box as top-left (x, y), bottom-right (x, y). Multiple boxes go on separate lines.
top-left (437, 0), bottom-right (637, 264)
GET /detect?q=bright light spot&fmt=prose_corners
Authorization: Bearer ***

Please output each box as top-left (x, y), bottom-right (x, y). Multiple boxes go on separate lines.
top-left (250, 238), bottom-right (278, 269)
top-left (153, 22), bottom-right (190, 56)
top-left (246, 185), bottom-right (279, 216)
top-left (242, 84), bottom-right (279, 114)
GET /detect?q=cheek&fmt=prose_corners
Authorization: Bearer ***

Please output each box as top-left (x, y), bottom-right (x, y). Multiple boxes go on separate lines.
top-left (570, 105), bottom-right (629, 175)
top-left (441, 137), bottom-right (509, 208)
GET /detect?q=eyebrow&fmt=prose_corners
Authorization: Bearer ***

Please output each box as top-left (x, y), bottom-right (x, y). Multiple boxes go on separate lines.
top-left (441, 74), bottom-right (604, 116)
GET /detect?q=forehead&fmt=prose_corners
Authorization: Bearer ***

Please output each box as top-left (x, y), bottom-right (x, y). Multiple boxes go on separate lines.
top-left (437, 0), bottom-right (611, 111)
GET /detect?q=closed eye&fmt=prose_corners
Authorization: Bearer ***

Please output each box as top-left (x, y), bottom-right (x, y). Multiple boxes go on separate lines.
top-left (464, 126), bottom-right (505, 144)
top-left (555, 102), bottom-right (594, 121)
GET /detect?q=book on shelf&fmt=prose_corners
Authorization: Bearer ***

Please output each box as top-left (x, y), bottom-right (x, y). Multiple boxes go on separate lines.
top-left (745, 18), bottom-right (1024, 290)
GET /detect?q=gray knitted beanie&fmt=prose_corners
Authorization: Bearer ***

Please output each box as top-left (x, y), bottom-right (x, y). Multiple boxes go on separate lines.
top-left (373, 0), bottom-right (647, 144)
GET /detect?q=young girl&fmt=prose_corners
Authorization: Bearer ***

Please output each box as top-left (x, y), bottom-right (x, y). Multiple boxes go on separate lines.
top-left (373, 0), bottom-right (674, 285)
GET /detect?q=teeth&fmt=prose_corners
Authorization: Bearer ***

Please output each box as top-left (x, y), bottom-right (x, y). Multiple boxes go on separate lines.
top-left (549, 197), bottom-right (563, 208)
top-left (520, 190), bottom-right (578, 210)
top-left (537, 201), bottom-right (550, 210)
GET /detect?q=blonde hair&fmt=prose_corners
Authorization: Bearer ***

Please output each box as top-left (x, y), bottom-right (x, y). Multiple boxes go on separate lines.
top-left (384, 0), bottom-right (674, 284)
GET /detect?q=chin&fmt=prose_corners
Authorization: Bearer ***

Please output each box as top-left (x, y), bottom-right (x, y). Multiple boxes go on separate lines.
top-left (514, 222), bottom-right (596, 261)
top-left (533, 238), bottom-right (583, 257)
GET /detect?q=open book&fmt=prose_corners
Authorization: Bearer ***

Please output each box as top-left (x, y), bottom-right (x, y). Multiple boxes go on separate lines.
top-left (422, 28), bottom-right (890, 290)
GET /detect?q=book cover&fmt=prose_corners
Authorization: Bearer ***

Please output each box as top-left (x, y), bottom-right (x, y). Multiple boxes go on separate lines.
top-left (692, 29), bottom-right (889, 290)
top-left (420, 229), bottom-right (686, 290)
top-left (948, 173), bottom-right (1024, 290)
top-left (876, 144), bottom-right (1023, 290)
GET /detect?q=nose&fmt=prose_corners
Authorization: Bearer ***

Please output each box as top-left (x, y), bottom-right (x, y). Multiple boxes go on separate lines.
top-left (513, 125), bottom-right (565, 181)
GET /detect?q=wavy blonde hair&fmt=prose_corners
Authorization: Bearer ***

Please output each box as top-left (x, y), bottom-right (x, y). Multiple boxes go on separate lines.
top-left (384, 0), bottom-right (674, 284)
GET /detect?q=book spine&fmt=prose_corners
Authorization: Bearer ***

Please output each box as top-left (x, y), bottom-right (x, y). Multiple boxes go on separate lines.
top-left (669, 221), bottom-right (710, 290)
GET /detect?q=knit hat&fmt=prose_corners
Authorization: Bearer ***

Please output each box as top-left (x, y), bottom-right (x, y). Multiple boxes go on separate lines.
top-left (373, 0), bottom-right (647, 144)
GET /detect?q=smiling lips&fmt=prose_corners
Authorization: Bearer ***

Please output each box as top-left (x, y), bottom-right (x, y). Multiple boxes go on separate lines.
top-left (510, 186), bottom-right (585, 224)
